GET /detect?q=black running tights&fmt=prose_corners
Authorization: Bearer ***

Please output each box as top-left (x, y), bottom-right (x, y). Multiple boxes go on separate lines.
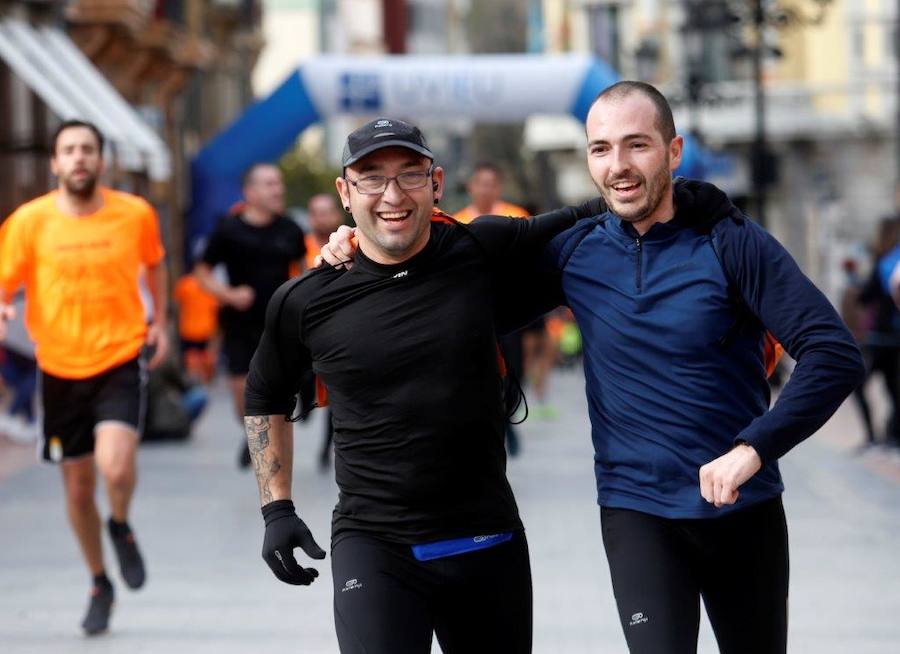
top-left (331, 531), bottom-right (532, 654)
top-left (601, 497), bottom-right (789, 654)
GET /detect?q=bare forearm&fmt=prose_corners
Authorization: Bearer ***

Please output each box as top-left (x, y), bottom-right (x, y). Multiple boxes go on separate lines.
top-left (0, 294), bottom-right (12, 341)
top-left (147, 263), bottom-right (168, 327)
top-left (194, 262), bottom-right (233, 303)
top-left (244, 415), bottom-right (294, 505)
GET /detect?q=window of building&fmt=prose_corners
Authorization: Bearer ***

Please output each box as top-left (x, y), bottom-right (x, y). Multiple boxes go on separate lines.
top-left (587, 4), bottom-right (621, 71)
top-left (852, 25), bottom-right (865, 62)
top-left (409, 0), bottom-right (446, 37)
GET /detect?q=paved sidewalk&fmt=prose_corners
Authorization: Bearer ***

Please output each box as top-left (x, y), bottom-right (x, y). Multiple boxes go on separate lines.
top-left (1, 367), bottom-right (899, 653)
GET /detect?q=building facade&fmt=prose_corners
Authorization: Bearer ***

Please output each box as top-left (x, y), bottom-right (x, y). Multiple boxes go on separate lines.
top-left (535, 0), bottom-right (899, 296)
top-left (0, 0), bottom-right (266, 275)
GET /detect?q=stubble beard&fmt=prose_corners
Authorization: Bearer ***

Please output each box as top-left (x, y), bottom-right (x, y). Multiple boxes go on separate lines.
top-left (597, 158), bottom-right (672, 225)
top-left (360, 212), bottom-right (428, 262)
top-left (374, 226), bottom-right (419, 259)
top-left (63, 173), bottom-right (98, 200)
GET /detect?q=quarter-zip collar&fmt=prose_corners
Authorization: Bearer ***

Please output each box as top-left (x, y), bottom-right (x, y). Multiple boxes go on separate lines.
top-left (607, 208), bottom-right (689, 243)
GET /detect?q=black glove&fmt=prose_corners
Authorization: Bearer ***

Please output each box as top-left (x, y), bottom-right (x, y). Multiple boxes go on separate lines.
top-left (574, 195), bottom-right (607, 220)
top-left (261, 499), bottom-right (326, 585)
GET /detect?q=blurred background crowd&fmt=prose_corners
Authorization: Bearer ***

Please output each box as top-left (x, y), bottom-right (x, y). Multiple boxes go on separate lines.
top-left (0, 0), bottom-right (899, 456)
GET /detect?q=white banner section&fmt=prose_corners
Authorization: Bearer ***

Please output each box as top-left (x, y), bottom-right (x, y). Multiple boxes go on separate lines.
top-left (300, 55), bottom-right (593, 122)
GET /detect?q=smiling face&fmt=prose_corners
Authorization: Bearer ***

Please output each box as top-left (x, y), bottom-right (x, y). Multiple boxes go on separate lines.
top-left (585, 91), bottom-right (683, 233)
top-left (335, 147), bottom-right (443, 265)
top-left (51, 126), bottom-right (103, 199)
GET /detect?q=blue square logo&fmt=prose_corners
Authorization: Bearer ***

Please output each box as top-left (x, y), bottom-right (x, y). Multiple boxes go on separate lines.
top-left (339, 72), bottom-right (381, 111)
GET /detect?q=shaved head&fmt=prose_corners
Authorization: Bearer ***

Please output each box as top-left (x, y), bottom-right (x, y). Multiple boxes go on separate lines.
top-left (591, 81), bottom-right (676, 143)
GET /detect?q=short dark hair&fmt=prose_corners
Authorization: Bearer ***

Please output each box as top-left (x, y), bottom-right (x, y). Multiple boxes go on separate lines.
top-left (471, 161), bottom-right (502, 180)
top-left (592, 81), bottom-right (677, 143)
top-left (242, 162), bottom-right (278, 187)
top-left (49, 120), bottom-right (104, 156)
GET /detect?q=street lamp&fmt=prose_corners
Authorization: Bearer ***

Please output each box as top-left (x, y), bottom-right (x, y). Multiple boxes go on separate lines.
top-left (750, 0), bottom-right (770, 228)
top-left (691, 0), bottom-right (832, 228)
top-left (747, 0), bottom-right (832, 228)
top-left (634, 38), bottom-right (660, 83)
top-left (680, 0), bottom-right (741, 142)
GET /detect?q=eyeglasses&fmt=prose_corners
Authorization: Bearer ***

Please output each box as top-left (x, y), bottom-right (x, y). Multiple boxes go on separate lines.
top-left (345, 166), bottom-right (433, 195)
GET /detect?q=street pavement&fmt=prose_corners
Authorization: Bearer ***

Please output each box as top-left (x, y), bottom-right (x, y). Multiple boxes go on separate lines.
top-left (1, 365), bottom-right (899, 653)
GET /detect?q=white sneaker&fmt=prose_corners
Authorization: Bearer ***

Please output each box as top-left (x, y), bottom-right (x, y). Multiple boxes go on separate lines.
top-left (0, 413), bottom-right (15, 439)
top-left (3, 415), bottom-right (37, 444)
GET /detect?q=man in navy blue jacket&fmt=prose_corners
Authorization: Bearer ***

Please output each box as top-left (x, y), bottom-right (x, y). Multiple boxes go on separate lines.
top-left (542, 81), bottom-right (864, 653)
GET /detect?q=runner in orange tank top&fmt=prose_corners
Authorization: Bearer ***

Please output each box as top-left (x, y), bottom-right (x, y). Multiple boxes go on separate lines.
top-left (0, 120), bottom-right (168, 635)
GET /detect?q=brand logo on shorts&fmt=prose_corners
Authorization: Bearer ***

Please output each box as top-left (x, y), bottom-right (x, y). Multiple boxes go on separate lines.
top-left (49, 436), bottom-right (63, 463)
top-left (629, 611), bottom-right (649, 627)
top-left (342, 578), bottom-right (363, 592)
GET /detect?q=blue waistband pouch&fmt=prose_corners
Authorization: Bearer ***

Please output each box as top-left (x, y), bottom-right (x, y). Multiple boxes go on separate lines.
top-left (411, 532), bottom-right (513, 561)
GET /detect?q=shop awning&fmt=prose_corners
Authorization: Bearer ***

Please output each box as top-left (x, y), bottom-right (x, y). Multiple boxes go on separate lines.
top-left (0, 17), bottom-right (171, 180)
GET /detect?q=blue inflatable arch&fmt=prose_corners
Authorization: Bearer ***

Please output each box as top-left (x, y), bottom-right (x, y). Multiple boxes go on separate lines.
top-left (190, 54), bottom-right (709, 254)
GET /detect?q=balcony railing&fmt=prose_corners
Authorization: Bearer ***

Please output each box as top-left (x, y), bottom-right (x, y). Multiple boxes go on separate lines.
top-left (667, 77), bottom-right (899, 143)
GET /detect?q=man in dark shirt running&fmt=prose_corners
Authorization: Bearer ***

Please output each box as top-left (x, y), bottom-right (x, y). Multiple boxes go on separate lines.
top-left (195, 163), bottom-right (306, 468)
top-left (243, 118), bottom-right (582, 654)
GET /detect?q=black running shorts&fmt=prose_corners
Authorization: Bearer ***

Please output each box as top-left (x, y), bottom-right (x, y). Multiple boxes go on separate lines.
top-left (180, 338), bottom-right (210, 353)
top-left (222, 322), bottom-right (264, 376)
top-left (331, 530), bottom-right (533, 654)
top-left (40, 357), bottom-right (145, 462)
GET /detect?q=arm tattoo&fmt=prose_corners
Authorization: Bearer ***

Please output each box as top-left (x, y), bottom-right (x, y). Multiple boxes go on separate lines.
top-left (244, 416), bottom-right (282, 504)
top-left (245, 416), bottom-right (270, 454)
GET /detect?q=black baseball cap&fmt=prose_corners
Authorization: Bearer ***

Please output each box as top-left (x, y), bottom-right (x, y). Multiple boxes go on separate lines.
top-left (341, 118), bottom-right (434, 168)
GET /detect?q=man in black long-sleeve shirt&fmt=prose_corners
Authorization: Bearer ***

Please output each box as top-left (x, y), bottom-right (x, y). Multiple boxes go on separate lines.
top-left (242, 118), bottom-right (581, 654)
top-left (195, 163), bottom-right (306, 468)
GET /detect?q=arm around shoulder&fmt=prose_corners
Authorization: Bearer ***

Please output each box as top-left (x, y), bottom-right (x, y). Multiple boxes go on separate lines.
top-left (468, 197), bottom-right (604, 260)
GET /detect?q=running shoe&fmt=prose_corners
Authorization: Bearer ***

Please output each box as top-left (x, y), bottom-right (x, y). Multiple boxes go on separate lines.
top-left (107, 519), bottom-right (146, 589)
top-left (81, 583), bottom-right (114, 635)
